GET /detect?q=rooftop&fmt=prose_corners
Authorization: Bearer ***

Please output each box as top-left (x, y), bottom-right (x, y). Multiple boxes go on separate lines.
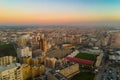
top-left (0, 63), bottom-right (21, 72)
top-left (46, 49), bottom-right (71, 59)
top-left (55, 61), bottom-right (75, 70)
top-left (49, 70), bottom-right (68, 80)
top-left (66, 57), bottom-right (94, 65)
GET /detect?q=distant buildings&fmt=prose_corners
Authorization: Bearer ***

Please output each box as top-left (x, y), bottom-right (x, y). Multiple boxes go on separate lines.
top-left (62, 44), bottom-right (75, 49)
top-left (1, 27), bottom-right (118, 80)
top-left (109, 51), bottom-right (120, 62)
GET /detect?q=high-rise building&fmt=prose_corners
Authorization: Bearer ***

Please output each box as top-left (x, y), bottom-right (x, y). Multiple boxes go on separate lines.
top-left (0, 63), bottom-right (23, 80)
top-left (45, 57), bottom-right (56, 68)
top-left (39, 35), bottom-right (47, 52)
top-left (39, 38), bottom-right (47, 52)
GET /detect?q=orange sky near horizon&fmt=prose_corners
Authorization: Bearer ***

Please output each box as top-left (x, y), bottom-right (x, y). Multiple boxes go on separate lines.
top-left (1, 10), bottom-right (119, 24)
top-left (0, 0), bottom-right (120, 24)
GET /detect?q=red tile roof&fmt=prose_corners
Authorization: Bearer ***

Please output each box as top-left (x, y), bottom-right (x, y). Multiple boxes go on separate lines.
top-left (66, 57), bottom-right (94, 65)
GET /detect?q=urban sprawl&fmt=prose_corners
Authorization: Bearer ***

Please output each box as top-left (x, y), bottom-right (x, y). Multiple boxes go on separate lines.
top-left (0, 26), bottom-right (120, 80)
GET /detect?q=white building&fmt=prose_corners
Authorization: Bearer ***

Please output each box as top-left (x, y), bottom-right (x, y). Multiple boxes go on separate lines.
top-left (17, 47), bottom-right (32, 60)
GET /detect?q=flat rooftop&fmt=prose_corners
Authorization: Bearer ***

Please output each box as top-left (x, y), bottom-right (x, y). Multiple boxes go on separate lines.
top-left (0, 63), bottom-right (21, 72)
top-left (46, 49), bottom-right (72, 59)
top-left (49, 70), bottom-right (68, 80)
top-left (55, 61), bottom-right (76, 70)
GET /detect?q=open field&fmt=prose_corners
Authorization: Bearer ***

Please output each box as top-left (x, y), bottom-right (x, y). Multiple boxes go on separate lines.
top-left (71, 72), bottom-right (95, 80)
top-left (75, 53), bottom-right (97, 61)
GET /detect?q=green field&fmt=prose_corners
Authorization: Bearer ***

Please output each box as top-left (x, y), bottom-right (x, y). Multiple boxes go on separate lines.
top-left (71, 72), bottom-right (95, 80)
top-left (0, 44), bottom-right (16, 57)
top-left (75, 53), bottom-right (97, 61)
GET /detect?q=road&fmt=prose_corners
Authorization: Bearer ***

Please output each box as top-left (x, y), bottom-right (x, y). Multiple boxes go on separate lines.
top-left (94, 56), bottom-right (106, 80)
top-left (94, 48), bottom-right (108, 80)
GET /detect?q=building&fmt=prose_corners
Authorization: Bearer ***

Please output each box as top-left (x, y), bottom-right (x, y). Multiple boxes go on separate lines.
top-left (0, 63), bottom-right (23, 80)
top-left (33, 49), bottom-right (45, 57)
top-left (22, 56), bottom-right (45, 66)
top-left (39, 37), bottom-right (47, 52)
top-left (38, 56), bottom-right (45, 64)
top-left (109, 55), bottom-right (120, 61)
top-left (66, 57), bottom-right (94, 65)
top-left (74, 36), bottom-right (82, 44)
top-left (22, 57), bottom-right (31, 65)
top-left (0, 56), bottom-right (16, 66)
top-left (31, 65), bottom-right (45, 78)
top-left (45, 57), bottom-right (57, 68)
top-left (18, 35), bottom-right (30, 47)
top-left (80, 48), bottom-right (102, 55)
top-left (95, 53), bottom-right (104, 67)
top-left (62, 44), bottom-right (75, 49)
top-left (46, 49), bottom-right (71, 59)
top-left (57, 63), bottom-right (80, 78)
top-left (31, 58), bottom-right (39, 66)
top-left (17, 47), bottom-right (32, 61)
top-left (47, 70), bottom-right (68, 80)
top-left (22, 64), bottom-right (45, 80)
top-left (22, 64), bottom-right (32, 80)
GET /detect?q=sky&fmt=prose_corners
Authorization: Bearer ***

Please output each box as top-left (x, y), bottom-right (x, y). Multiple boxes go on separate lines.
top-left (0, 0), bottom-right (120, 25)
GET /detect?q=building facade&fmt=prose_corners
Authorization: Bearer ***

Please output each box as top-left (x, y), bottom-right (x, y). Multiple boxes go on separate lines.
top-left (0, 63), bottom-right (23, 80)
top-left (0, 56), bottom-right (16, 66)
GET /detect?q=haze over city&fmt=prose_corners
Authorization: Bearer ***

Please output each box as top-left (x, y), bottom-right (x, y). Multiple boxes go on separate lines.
top-left (0, 0), bottom-right (120, 80)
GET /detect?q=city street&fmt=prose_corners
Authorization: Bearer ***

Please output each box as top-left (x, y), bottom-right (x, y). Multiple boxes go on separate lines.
top-left (94, 49), bottom-right (107, 80)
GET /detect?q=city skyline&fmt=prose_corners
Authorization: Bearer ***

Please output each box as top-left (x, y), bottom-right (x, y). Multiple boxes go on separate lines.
top-left (0, 0), bottom-right (120, 26)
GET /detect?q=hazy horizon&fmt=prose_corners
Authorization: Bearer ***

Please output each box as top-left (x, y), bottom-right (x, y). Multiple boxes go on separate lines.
top-left (0, 0), bottom-right (120, 25)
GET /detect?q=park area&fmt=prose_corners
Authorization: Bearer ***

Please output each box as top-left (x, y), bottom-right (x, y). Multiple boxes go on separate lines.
top-left (0, 44), bottom-right (16, 57)
top-left (71, 72), bottom-right (95, 80)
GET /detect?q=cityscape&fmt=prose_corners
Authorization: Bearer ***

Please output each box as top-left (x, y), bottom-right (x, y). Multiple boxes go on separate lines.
top-left (0, 0), bottom-right (120, 80)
